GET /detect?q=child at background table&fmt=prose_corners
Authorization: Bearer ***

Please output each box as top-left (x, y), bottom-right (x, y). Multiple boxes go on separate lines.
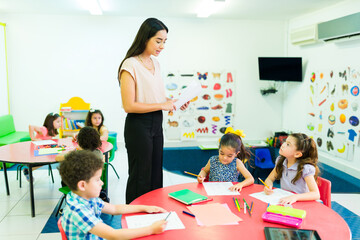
top-left (264, 133), bottom-right (320, 204)
top-left (56, 126), bottom-right (103, 162)
top-left (29, 112), bottom-right (61, 141)
top-left (85, 109), bottom-right (108, 141)
top-left (197, 127), bottom-right (254, 192)
top-left (24, 113), bottom-right (62, 180)
top-left (59, 150), bottom-right (167, 240)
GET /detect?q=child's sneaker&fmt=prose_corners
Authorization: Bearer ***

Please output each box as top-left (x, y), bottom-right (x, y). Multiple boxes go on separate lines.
top-left (23, 168), bottom-right (34, 182)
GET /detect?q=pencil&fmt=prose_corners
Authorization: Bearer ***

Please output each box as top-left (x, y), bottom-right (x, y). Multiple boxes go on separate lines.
top-left (243, 198), bottom-right (252, 217)
top-left (164, 212), bottom-right (171, 221)
top-left (182, 211), bottom-right (195, 217)
top-left (250, 201), bottom-right (254, 214)
top-left (258, 177), bottom-right (270, 188)
top-left (232, 197), bottom-right (237, 210)
top-left (235, 198), bottom-right (241, 212)
top-left (184, 171), bottom-right (199, 177)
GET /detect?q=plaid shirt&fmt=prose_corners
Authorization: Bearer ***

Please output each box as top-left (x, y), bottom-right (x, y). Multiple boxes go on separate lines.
top-left (61, 191), bottom-right (105, 240)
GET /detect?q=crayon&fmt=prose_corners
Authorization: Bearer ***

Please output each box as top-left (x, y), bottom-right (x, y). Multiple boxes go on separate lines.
top-left (183, 211), bottom-right (195, 217)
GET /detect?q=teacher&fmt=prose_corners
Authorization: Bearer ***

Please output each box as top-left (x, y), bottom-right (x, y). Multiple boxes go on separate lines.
top-left (118, 18), bottom-right (188, 203)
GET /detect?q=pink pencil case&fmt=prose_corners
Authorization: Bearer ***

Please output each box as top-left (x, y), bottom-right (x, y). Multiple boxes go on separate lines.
top-left (262, 212), bottom-right (303, 228)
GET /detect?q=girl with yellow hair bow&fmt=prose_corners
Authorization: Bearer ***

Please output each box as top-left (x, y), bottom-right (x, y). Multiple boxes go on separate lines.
top-left (198, 127), bottom-right (254, 192)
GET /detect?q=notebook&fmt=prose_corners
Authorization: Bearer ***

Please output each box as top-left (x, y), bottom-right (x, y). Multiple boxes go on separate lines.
top-left (168, 189), bottom-right (208, 205)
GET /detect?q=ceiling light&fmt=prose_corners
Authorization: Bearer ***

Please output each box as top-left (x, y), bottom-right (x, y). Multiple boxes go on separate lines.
top-left (197, 0), bottom-right (227, 18)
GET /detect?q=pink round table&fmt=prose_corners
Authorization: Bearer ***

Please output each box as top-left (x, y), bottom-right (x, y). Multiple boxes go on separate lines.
top-left (121, 183), bottom-right (351, 240)
top-left (0, 138), bottom-right (112, 217)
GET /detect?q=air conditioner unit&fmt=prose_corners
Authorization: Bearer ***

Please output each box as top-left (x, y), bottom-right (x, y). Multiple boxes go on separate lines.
top-left (318, 12), bottom-right (360, 42)
top-left (290, 24), bottom-right (318, 45)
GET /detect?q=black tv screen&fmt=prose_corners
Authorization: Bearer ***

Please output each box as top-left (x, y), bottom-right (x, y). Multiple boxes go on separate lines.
top-left (258, 57), bottom-right (302, 82)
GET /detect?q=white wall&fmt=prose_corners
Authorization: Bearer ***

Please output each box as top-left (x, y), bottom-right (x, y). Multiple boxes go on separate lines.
top-left (285, 0), bottom-right (360, 178)
top-left (1, 14), bottom-right (286, 143)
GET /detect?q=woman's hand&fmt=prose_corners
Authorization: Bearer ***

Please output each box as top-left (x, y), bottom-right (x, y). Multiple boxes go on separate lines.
top-left (161, 100), bottom-right (175, 111)
top-left (180, 101), bottom-right (190, 111)
top-left (229, 183), bottom-right (243, 192)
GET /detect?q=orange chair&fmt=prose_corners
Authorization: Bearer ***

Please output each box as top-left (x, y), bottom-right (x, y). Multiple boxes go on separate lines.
top-left (57, 217), bottom-right (68, 240)
top-left (317, 177), bottom-right (331, 208)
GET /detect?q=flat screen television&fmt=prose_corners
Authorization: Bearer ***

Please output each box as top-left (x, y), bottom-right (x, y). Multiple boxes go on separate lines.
top-left (258, 57), bottom-right (302, 82)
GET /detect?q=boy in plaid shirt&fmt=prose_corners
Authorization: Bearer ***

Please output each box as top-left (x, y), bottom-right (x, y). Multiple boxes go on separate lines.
top-left (59, 150), bottom-right (167, 240)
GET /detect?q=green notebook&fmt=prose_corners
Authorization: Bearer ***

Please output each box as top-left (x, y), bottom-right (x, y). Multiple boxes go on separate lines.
top-left (168, 189), bottom-right (208, 205)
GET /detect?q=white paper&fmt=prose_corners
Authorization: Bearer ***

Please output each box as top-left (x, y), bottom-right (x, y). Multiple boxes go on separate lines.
top-left (125, 211), bottom-right (185, 231)
top-left (194, 204), bottom-right (240, 226)
top-left (31, 140), bottom-right (56, 146)
top-left (249, 188), bottom-right (294, 205)
top-left (174, 81), bottom-right (202, 110)
top-left (203, 182), bottom-right (240, 196)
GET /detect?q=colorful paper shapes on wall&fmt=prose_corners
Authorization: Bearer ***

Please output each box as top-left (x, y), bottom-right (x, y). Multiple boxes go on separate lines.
top-left (330, 71), bottom-right (333, 78)
top-left (310, 85), bottom-right (314, 95)
top-left (224, 116), bottom-right (231, 125)
top-left (167, 120), bottom-right (178, 127)
top-left (320, 85), bottom-right (326, 94)
top-left (211, 124), bottom-right (217, 134)
top-left (318, 99), bottom-right (326, 106)
top-left (310, 97), bottom-right (313, 106)
top-left (201, 85), bottom-right (208, 89)
top-left (166, 83), bottom-right (178, 90)
top-left (212, 73), bottom-right (221, 79)
top-left (307, 123), bottom-right (314, 131)
top-left (327, 128), bottom-right (334, 138)
top-left (349, 116), bottom-right (359, 126)
top-left (182, 120), bottom-right (193, 127)
top-left (214, 94), bottom-right (223, 101)
top-left (331, 85), bottom-right (336, 95)
top-left (318, 124), bottom-right (323, 132)
top-left (226, 89), bottom-right (233, 98)
top-left (340, 114), bottom-right (346, 124)
top-left (227, 73), bottom-right (233, 82)
top-left (319, 111), bottom-right (323, 120)
top-left (212, 116), bottom-right (220, 122)
top-left (348, 129), bottom-right (357, 142)
top-left (202, 94), bottom-right (211, 100)
top-left (310, 72), bottom-right (316, 82)
top-left (197, 106), bottom-right (209, 110)
top-left (196, 127), bottom-right (208, 133)
top-left (198, 116), bottom-right (206, 123)
top-left (183, 132), bottom-right (195, 138)
top-left (342, 84), bottom-right (348, 94)
top-left (328, 115), bottom-right (335, 125)
top-left (213, 83), bottom-right (221, 90)
top-left (338, 99), bottom-right (348, 109)
top-left (308, 113), bottom-right (315, 117)
top-left (351, 86), bottom-right (359, 96)
top-left (337, 144), bottom-right (345, 153)
top-left (330, 103), bottom-right (335, 111)
top-left (211, 104), bottom-right (222, 110)
top-left (317, 137), bottom-right (322, 147)
top-left (226, 103), bottom-right (232, 113)
top-left (320, 73), bottom-right (324, 79)
top-left (326, 141), bottom-right (334, 151)
top-left (197, 72), bottom-right (208, 80)
top-left (191, 96), bottom-right (198, 102)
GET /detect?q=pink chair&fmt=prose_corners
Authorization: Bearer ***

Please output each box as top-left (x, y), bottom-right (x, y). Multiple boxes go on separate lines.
top-left (57, 217), bottom-right (68, 240)
top-left (317, 177), bottom-right (331, 208)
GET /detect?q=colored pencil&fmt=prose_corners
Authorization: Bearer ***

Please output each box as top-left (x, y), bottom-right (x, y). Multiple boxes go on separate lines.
top-left (243, 198), bottom-right (252, 217)
top-left (183, 211), bottom-right (195, 217)
top-left (250, 201), bottom-right (254, 214)
top-left (184, 171), bottom-right (199, 177)
top-left (165, 212), bottom-right (172, 221)
top-left (232, 197), bottom-right (237, 210)
top-left (244, 202), bottom-right (246, 214)
top-left (258, 177), bottom-right (270, 188)
top-left (235, 198), bottom-right (241, 212)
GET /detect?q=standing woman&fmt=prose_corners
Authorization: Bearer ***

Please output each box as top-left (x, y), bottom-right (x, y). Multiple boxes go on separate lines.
top-left (118, 18), bottom-right (187, 203)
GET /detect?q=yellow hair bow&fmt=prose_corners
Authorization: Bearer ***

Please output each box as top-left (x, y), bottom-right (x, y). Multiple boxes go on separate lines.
top-left (224, 127), bottom-right (246, 138)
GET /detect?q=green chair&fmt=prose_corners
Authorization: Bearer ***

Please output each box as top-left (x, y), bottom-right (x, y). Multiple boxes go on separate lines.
top-left (55, 186), bottom-right (70, 217)
top-left (107, 136), bottom-right (119, 179)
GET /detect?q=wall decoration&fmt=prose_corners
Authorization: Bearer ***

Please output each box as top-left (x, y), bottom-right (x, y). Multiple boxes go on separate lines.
top-left (306, 66), bottom-right (360, 161)
top-left (164, 71), bottom-right (235, 141)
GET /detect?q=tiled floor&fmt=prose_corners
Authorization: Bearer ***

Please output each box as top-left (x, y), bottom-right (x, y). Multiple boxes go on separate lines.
top-left (0, 144), bottom-right (359, 239)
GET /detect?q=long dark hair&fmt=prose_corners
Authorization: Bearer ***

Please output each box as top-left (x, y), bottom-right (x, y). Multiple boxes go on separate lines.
top-left (275, 133), bottom-right (320, 184)
top-left (85, 109), bottom-right (104, 133)
top-left (219, 133), bottom-right (250, 162)
top-left (117, 18), bottom-right (168, 81)
top-left (43, 113), bottom-right (60, 136)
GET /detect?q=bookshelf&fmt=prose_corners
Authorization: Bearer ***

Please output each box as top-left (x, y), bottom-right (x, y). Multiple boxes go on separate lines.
top-left (59, 97), bottom-right (90, 138)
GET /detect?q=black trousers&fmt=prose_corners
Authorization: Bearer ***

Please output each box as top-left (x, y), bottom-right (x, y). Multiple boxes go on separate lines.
top-left (124, 111), bottom-right (164, 204)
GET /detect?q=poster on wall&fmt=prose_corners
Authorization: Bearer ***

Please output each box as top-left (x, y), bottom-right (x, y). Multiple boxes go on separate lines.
top-left (164, 71), bottom-right (235, 141)
top-left (306, 67), bottom-right (360, 161)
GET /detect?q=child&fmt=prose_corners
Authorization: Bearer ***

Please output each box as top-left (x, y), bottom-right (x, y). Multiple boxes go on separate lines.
top-left (197, 128), bottom-right (254, 192)
top-left (25, 113), bottom-right (62, 181)
top-left (264, 133), bottom-right (320, 205)
top-left (29, 112), bottom-right (61, 141)
top-left (85, 109), bottom-right (108, 141)
top-left (59, 150), bottom-right (167, 239)
top-left (56, 126), bottom-right (103, 162)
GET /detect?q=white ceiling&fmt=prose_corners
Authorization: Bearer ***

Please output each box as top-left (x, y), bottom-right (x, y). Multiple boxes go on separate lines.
top-left (0, 0), bottom-right (346, 20)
